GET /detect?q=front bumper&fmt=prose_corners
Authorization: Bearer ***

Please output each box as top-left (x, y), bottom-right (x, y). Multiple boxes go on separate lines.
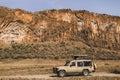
top-left (53, 67), bottom-right (58, 73)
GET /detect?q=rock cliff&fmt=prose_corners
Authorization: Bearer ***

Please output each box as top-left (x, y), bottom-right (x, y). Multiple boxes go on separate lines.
top-left (0, 6), bottom-right (120, 50)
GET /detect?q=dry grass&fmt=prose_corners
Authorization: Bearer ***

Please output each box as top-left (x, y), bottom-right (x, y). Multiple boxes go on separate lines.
top-left (94, 60), bottom-right (120, 73)
top-left (0, 59), bottom-right (55, 76)
top-left (0, 41), bottom-right (120, 60)
top-left (0, 59), bottom-right (120, 80)
top-left (0, 59), bottom-right (120, 76)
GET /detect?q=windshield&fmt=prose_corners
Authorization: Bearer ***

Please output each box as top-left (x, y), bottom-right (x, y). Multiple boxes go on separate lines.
top-left (64, 61), bottom-right (70, 66)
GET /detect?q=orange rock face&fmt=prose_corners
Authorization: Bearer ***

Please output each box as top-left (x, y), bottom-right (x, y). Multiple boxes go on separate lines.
top-left (0, 7), bottom-right (120, 49)
top-left (14, 9), bottom-right (33, 23)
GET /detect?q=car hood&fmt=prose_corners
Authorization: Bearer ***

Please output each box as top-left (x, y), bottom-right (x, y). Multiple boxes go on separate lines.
top-left (56, 66), bottom-right (69, 69)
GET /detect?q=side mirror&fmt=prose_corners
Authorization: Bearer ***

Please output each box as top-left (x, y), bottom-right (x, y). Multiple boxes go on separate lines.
top-left (70, 65), bottom-right (73, 67)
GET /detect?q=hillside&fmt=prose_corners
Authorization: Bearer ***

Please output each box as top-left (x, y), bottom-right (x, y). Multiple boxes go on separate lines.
top-left (0, 6), bottom-right (120, 59)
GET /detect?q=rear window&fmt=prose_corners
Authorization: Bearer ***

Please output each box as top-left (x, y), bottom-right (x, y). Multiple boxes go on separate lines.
top-left (84, 61), bottom-right (92, 66)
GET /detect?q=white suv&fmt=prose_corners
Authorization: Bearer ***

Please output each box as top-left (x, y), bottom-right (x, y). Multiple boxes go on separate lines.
top-left (53, 59), bottom-right (96, 77)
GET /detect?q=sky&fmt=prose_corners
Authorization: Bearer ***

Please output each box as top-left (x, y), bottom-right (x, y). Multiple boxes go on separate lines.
top-left (0, 0), bottom-right (120, 16)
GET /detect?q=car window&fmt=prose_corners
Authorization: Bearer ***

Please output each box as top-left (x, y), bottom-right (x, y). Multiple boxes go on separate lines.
top-left (70, 62), bottom-right (76, 67)
top-left (84, 61), bottom-right (92, 66)
top-left (77, 62), bottom-right (83, 67)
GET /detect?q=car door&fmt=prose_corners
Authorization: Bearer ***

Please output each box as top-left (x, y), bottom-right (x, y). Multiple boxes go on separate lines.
top-left (83, 61), bottom-right (93, 71)
top-left (66, 61), bottom-right (77, 73)
top-left (76, 61), bottom-right (84, 73)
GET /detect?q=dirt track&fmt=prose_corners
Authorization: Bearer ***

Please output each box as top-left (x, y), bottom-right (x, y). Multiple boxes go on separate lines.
top-left (0, 74), bottom-right (53, 79)
top-left (91, 72), bottom-right (120, 77)
top-left (0, 72), bottom-right (120, 79)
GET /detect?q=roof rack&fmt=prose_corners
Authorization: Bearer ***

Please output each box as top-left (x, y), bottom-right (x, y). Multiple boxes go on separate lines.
top-left (73, 55), bottom-right (88, 60)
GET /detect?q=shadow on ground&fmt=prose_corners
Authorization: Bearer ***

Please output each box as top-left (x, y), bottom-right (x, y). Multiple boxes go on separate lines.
top-left (50, 73), bottom-right (92, 78)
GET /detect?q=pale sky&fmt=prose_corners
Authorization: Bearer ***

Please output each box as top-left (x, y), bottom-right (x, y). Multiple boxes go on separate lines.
top-left (0, 0), bottom-right (120, 16)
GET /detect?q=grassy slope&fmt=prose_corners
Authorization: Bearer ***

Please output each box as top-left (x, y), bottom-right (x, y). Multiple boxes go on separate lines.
top-left (0, 41), bottom-right (120, 60)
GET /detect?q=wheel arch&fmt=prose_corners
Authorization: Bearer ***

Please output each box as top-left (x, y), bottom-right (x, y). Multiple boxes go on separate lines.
top-left (82, 69), bottom-right (90, 76)
top-left (82, 69), bottom-right (89, 72)
top-left (58, 69), bottom-right (66, 72)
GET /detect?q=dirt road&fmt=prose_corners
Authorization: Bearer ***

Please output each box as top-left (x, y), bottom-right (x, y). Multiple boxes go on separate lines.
top-left (0, 72), bottom-right (119, 79)
top-left (0, 74), bottom-right (53, 79)
top-left (91, 72), bottom-right (120, 77)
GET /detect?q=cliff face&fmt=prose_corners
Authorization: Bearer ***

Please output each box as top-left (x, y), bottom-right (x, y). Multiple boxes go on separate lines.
top-left (0, 6), bottom-right (120, 50)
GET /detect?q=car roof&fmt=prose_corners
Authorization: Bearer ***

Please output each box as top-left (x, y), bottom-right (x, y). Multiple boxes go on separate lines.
top-left (72, 60), bottom-right (92, 62)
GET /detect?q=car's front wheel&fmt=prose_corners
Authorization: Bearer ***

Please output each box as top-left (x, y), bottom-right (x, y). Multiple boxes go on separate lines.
top-left (82, 70), bottom-right (89, 76)
top-left (57, 70), bottom-right (66, 77)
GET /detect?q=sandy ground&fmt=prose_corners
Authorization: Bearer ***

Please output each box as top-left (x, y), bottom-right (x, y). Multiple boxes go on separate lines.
top-left (91, 72), bottom-right (120, 77)
top-left (0, 72), bottom-right (119, 79)
top-left (0, 74), bottom-right (53, 79)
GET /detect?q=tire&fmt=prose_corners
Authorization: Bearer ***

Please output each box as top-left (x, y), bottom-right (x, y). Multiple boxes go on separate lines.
top-left (57, 70), bottom-right (66, 77)
top-left (83, 70), bottom-right (89, 76)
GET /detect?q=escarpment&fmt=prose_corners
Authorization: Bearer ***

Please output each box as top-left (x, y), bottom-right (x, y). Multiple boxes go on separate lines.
top-left (0, 6), bottom-right (120, 50)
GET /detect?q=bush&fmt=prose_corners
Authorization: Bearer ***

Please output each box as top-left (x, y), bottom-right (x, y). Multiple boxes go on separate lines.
top-left (111, 67), bottom-right (120, 74)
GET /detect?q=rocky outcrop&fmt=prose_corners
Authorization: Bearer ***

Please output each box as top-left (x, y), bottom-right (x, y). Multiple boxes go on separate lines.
top-left (0, 6), bottom-right (120, 50)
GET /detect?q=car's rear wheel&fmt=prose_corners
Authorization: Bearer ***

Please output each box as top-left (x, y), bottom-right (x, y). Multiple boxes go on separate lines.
top-left (83, 70), bottom-right (89, 76)
top-left (57, 70), bottom-right (66, 77)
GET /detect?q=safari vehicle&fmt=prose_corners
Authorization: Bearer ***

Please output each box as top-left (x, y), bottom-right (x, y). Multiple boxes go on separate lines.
top-left (53, 55), bottom-right (96, 77)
